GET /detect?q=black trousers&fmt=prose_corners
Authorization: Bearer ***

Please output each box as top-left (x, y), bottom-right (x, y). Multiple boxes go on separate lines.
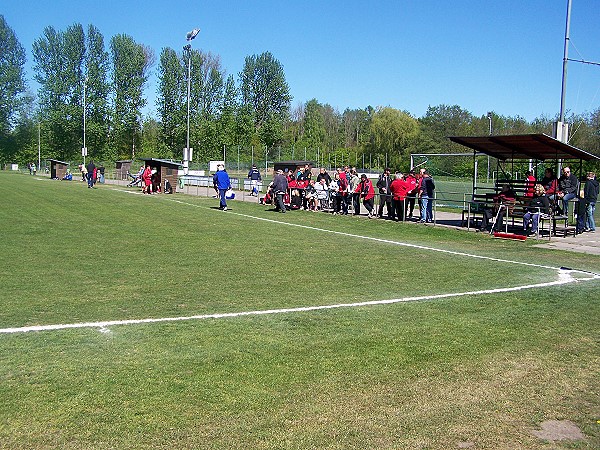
top-left (378, 195), bottom-right (392, 217)
top-left (392, 199), bottom-right (404, 221)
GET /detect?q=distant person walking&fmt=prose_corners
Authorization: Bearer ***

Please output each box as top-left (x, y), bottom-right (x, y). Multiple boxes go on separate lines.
top-left (213, 164), bottom-right (231, 210)
top-left (272, 169), bottom-right (289, 213)
top-left (86, 160), bottom-right (96, 188)
top-left (248, 164), bottom-right (262, 196)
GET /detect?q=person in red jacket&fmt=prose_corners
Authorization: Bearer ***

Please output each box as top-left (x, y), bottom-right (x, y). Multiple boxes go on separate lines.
top-left (404, 170), bottom-right (418, 219)
top-left (356, 174), bottom-right (375, 218)
top-left (524, 170), bottom-right (536, 198)
top-left (390, 172), bottom-right (409, 221)
top-left (142, 164), bottom-right (153, 194)
top-left (336, 168), bottom-right (349, 215)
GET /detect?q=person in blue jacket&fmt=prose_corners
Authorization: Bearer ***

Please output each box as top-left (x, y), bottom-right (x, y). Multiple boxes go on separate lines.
top-left (213, 164), bottom-right (231, 210)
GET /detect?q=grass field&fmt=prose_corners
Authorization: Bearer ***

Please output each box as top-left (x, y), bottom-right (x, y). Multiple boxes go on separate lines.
top-left (1, 171), bottom-right (599, 449)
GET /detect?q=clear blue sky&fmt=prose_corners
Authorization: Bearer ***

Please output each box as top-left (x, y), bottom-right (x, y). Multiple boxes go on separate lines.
top-left (4, 0), bottom-right (600, 121)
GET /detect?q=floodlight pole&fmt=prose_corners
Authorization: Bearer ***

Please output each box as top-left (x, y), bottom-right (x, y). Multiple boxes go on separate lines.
top-left (183, 28), bottom-right (200, 176)
top-left (184, 43), bottom-right (192, 175)
top-left (559, 0), bottom-right (572, 124)
top-left (83, 76), bottom-right (88, 165)
top-left (486, 112), bottom-right (493, 182)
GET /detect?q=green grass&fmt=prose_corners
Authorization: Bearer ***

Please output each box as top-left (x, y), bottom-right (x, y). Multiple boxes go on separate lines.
top-left (1, 171), bottom-right (599, 449)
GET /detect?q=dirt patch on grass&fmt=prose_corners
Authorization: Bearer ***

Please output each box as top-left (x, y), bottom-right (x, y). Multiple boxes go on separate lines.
top-left (531, 420), bottom-right (585, 442)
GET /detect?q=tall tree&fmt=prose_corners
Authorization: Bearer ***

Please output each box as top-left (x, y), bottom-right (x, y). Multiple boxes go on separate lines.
top-left (369, 107), bottom-right (419, 168)
top-left (33, 24), bottom-right (85, 161)
top-left (0, 15), bottom-right (27, 163)
top-left (110, 34), bottom-right (154, 159)
top-left (239, 51), bottom-right (291, 147)
top-left (302, 99), bottom-right (326, 150)
top-left (219, 74), bottom-right (239, 149)
top-left (191, 50), bottom-right (224, 160)
top-left (84, 25), bottom-right (111, 160)
top-left (157, 47), bottom-right (186, 156)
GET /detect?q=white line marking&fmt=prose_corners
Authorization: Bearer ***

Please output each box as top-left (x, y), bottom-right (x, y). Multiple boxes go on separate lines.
top-left (4, 190), bottom-right (594, 335)
top-left (133, 192), bottom-right (568, 272)
top-left (1, 270), bottom-right (596, 334)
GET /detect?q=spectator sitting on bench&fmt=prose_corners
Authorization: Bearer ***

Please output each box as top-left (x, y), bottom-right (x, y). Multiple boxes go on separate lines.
top-left (304, 179), bottom-right (318, 211)
top-left (523, 184), bottom-right (550, 236)
top-left (479, 184), bottom-right (516, 232)
top-left (557, 166), bottom-right (578, 216)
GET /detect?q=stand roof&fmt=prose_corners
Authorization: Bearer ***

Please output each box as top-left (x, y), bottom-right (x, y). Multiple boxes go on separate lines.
top-left (448, 133), bottom-right (599, 161)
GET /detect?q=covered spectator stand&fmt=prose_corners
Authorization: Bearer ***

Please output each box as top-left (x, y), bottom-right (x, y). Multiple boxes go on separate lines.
top-left (139, 158), bottom-right (182, 194)
top-left (449, 134), bottom-right (599, 190)
top-left (449, 133), bottom-right (600, 235)
top-left (47, 159), bottom-right (69, 179)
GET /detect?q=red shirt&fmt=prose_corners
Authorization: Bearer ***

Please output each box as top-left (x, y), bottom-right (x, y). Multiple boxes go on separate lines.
top-left (356, 179), bottom-right (375, 200)
top-left (524, 175), bottom-right (536, 197)
top-left (390, 178), bottom-right (410, 200)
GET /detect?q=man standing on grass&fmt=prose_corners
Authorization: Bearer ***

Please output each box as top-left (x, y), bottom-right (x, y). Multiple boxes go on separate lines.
top-left (86, 160), bottom-right (96, 188)
top-left (272, 169), bottom-right (288, 213)
top-left (213, 164), bottom-right (231, 210)
top-left (583, 172), bottom-right (598, 233)
top-left (419, 171), bottom-right (435, 223)
top-left (247, 164), bottom-right (262, 196)
top-left (376, 168), bottom-right (393, 219)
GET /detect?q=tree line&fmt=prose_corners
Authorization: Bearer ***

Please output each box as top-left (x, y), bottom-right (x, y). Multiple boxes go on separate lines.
top-left (1, 16), bottom-right (599, 173)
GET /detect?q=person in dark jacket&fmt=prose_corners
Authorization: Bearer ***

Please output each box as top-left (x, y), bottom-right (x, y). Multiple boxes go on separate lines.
top-left (523, 184), bottom-right (550, 236)
top-left (419, 171), bottom-right (435, 223)
top-left (557, 166), bottom-right (578, 215)
top-left (376, 168), bottom-right (393, 219)
top-left (247, 164), bottom-right (262, 196)
top-left (272, 169), bottom-right (289, 213)
top-left (316, 167), bottom-right (332, 184)
top-left (86, 160), bottom-right (96, 188)
top-left (480, 184), bottom-right (515, 232)
top-left (584, 172), bottom-right (599, 232)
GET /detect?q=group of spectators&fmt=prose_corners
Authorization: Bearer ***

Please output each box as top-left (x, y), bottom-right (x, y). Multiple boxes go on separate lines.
top-left (261, 164), bottom-right (436, 221)
top-left (478, 165), bottom-right (598, 235)
top-left (538, 166), bottom-right (597, 233)
top-left (129, 164), bottom-right (162, 194)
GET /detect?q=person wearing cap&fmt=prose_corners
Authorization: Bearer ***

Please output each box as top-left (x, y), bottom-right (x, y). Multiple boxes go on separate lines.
top-left (376, 168), bottom-right (393, 219)
top-left (272, 169), bottom-right (289, 213)
top-left (356, 174), bottom-right (376, 218)
top-left (213, 164), bottom-right (231, 210)
top-left (247, 164), bottom-right (262, 196)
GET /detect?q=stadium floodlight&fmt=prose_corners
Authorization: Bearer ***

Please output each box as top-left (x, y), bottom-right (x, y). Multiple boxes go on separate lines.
top-left (184, 28), bottom-right (200, 175)
top-left (186, 28), bottom-right (200, 41)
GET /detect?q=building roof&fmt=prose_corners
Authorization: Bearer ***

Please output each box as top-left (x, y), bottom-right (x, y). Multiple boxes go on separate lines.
top-left (139, 158), bottom-right (183, 167)
top-left (46, 159), bottom-right (70, 165)
top-left (448, 133), bottom-right (600, 161)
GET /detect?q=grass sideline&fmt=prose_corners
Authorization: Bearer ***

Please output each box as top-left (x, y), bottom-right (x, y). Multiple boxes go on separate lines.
top-left (0, 171), bottom-right (599, 449)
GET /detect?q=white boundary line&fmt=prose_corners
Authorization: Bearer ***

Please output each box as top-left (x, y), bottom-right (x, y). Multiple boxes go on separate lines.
top-left (1, 270), bottom-right (596, 334)
top-left (2, 191), bottom-right (598, 335)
